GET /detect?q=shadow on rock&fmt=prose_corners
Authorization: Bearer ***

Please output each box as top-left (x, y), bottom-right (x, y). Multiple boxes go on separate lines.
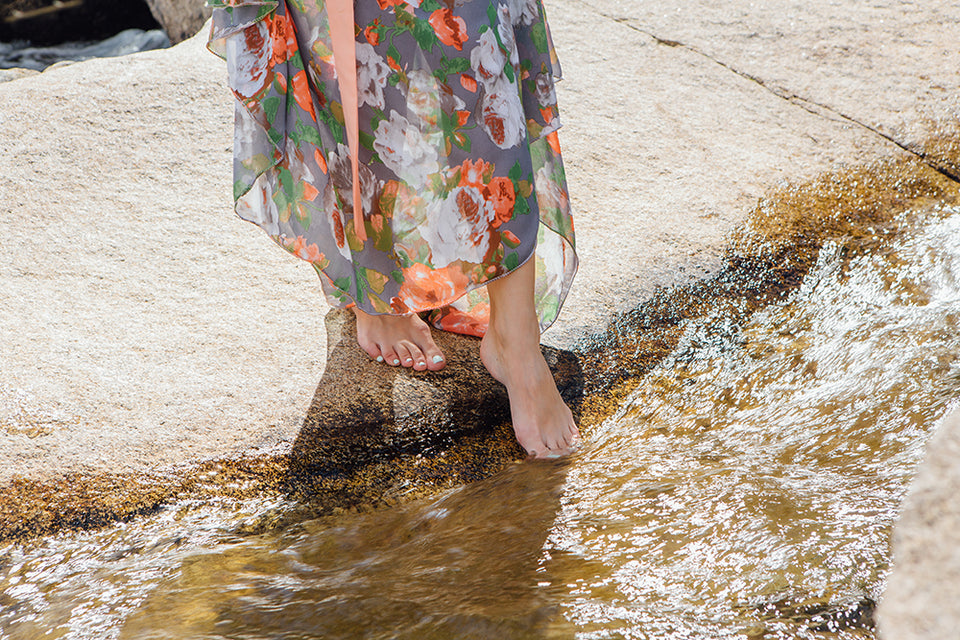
top-left (282, 309), bottom-right (584, 507)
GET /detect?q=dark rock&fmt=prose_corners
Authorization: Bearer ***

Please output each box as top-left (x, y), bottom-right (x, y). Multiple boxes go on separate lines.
top-left (143, 0), bottom-right (210, 44)
top-left (0, 0), bottom-right (160, 45)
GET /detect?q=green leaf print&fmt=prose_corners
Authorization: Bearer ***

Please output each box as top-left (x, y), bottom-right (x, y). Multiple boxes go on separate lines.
top-left (279, 166), bottom-right (294, 197)
top-left (412, 19), bottom-right (438, 52)
top-left (334, 277), bottom-right (351, 293)
top-left (540, 292), bottom-right (560, 323)
top-left (530, 22), bottom-right (548, 54)
top-left (262, 95), bottom-right (281, 123)
top-left (507, 160), bottom-right (523, 182)
top-left (233, 179), bottom-right (247, 201)
top-left (296, 121), bottom-right (323, 147)
top-left (486, 3), bottom-right (497, 27)
top-left (359, 129), bottom-right (376, 151)
top-left (515, 193), bottom-right (530, 216)
top-left (445, 57), bottom-right (470, 74)
top-left (420, 0), bottom-right (442, 10)
top-left (505, 252), bottom-right (520, 271)
top-left (387, 43), bottom-right (401, 65)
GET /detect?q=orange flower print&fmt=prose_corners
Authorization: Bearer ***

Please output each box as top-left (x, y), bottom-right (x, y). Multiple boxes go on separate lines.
top-left (291, 69), bottom-right (317, 122)
top-left (546, 130), bottom-right (561, 155)
top-left (460, 73), bottom-right (477, 93)
top-left (314, 148), bottom-right (328, 174)
top-left (435, 303), bottom-right (489, 338)
top-left (302, 182), bottom-right (319, 201)
top-left (457, 158), bottom-right (492, 190)
top-left (286, 235), bottom-right (324, 263)
top-left (501, 228), bottom-right (521, 248)
top-left (429, 9), bottom-right (468, 51)
top-left (485, 176), bottom-right (515, 227)
top-left (397, 262), bottom-right (469, 310)
top-left (266, 12), bottom-right (297, 66)
top-left (364, 24), bottom-right (380, 46)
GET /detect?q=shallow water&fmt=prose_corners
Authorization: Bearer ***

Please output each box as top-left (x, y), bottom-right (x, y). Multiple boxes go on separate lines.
top-left (0, 29), bottom-right (169, 71)
top-left (2, 206), bottom-right (960, 639)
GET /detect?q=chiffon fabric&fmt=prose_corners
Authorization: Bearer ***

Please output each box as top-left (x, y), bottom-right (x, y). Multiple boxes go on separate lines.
top-left (208, 0), bottom-right (577, 336)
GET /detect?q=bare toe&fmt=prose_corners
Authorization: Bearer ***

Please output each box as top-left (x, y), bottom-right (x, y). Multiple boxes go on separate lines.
top-left (402, 341), bottom-right (428, 371)
top-left (421, 343), bottom-right (445, 371)
top-left (381, 347), bottom-right (401, 367)
top-left (395, 344), bottom-right (416, 368)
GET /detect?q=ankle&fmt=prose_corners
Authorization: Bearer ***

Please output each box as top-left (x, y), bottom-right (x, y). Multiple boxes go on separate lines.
top-left (486, 315), bottom-right (540, 349)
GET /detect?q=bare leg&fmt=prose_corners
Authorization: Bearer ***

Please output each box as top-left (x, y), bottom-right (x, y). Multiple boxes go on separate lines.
top-left (352, 308), bottom-right (446, 371)
top-left (480, 256), bottom-right (580, 458)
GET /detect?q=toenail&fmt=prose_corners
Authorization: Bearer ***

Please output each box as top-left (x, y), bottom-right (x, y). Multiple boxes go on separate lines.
top-left (417, 361), bottom-right (425, 367)
top-left (376, 355), bottom-right (384, 363)
top-left (392, 359), bottom-right (400, 365)
top-left (432, 355), bottom-right (444, 363)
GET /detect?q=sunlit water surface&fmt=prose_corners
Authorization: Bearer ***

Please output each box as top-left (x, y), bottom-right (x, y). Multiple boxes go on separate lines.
top-left (3, 207), bottom-right (960, 639)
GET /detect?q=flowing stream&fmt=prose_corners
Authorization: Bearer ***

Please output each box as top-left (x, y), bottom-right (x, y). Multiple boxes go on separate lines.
top-left (2, 205), bottom-right (959, 639)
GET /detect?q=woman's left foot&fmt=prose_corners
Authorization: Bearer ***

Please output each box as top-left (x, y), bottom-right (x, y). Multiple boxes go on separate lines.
top-left (480, 317), bottom-right (580, 458)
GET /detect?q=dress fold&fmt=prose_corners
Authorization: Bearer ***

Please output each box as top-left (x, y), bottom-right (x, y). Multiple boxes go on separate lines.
top-left (208, 0), bottom-right (577, 337)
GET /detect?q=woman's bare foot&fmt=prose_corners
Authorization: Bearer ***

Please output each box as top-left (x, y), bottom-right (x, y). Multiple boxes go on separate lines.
top-left (483, 258), bottom-right (580, 459)
top-left (352, 307), bottom-right (446, 371)
top-left (480, 324), bottom-right (580, 458)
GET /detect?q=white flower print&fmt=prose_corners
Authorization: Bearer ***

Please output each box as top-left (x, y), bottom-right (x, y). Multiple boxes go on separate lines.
top-left (534, 72), bottom-right (557, 106)
top-left (477, 75), bottom-right (525, 149)
top-left (226, 20), bottom-right (271, 98)
top-left (508, 0), bottom-right (539, 26)
top-left (237, 182), bottom-right (280, 236)
top-left (355, 42), bottom-right (391, 109)
top-left (470, 29), bottom-right (506, 86)
top-left (419, 186), bottom-right (496, 267)
top-left (496, 4), bottom-right (520, 68)
top-left (374, 110), bottom-right (440, 188)
top-left (535, 162), bottom-right (568, 215)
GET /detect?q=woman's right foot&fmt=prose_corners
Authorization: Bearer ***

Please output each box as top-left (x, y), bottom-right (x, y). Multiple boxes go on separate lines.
top-left (352, 307), bottom-right (446, 371)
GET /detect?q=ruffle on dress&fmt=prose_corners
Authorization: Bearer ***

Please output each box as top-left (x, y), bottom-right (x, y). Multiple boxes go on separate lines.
top-left (208, 0), bottom-right (577, 337)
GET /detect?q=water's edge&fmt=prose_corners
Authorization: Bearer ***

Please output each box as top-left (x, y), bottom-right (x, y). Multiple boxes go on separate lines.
top-left (3, 147), bottom-right (958, 545)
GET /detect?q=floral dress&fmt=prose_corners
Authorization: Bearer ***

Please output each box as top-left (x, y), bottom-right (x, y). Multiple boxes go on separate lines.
top-left (207, 0), bottom-right (577, 337)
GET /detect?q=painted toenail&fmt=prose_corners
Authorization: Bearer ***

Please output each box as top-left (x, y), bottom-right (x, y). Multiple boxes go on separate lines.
top-left (432, 355), bottom-right (444, 363)
top-left (417, 361), bottom-right (425, 367)
top-left (376, 355), bottom-right (384, 363)
top-left (392, 359), bottom-right (400, 365)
